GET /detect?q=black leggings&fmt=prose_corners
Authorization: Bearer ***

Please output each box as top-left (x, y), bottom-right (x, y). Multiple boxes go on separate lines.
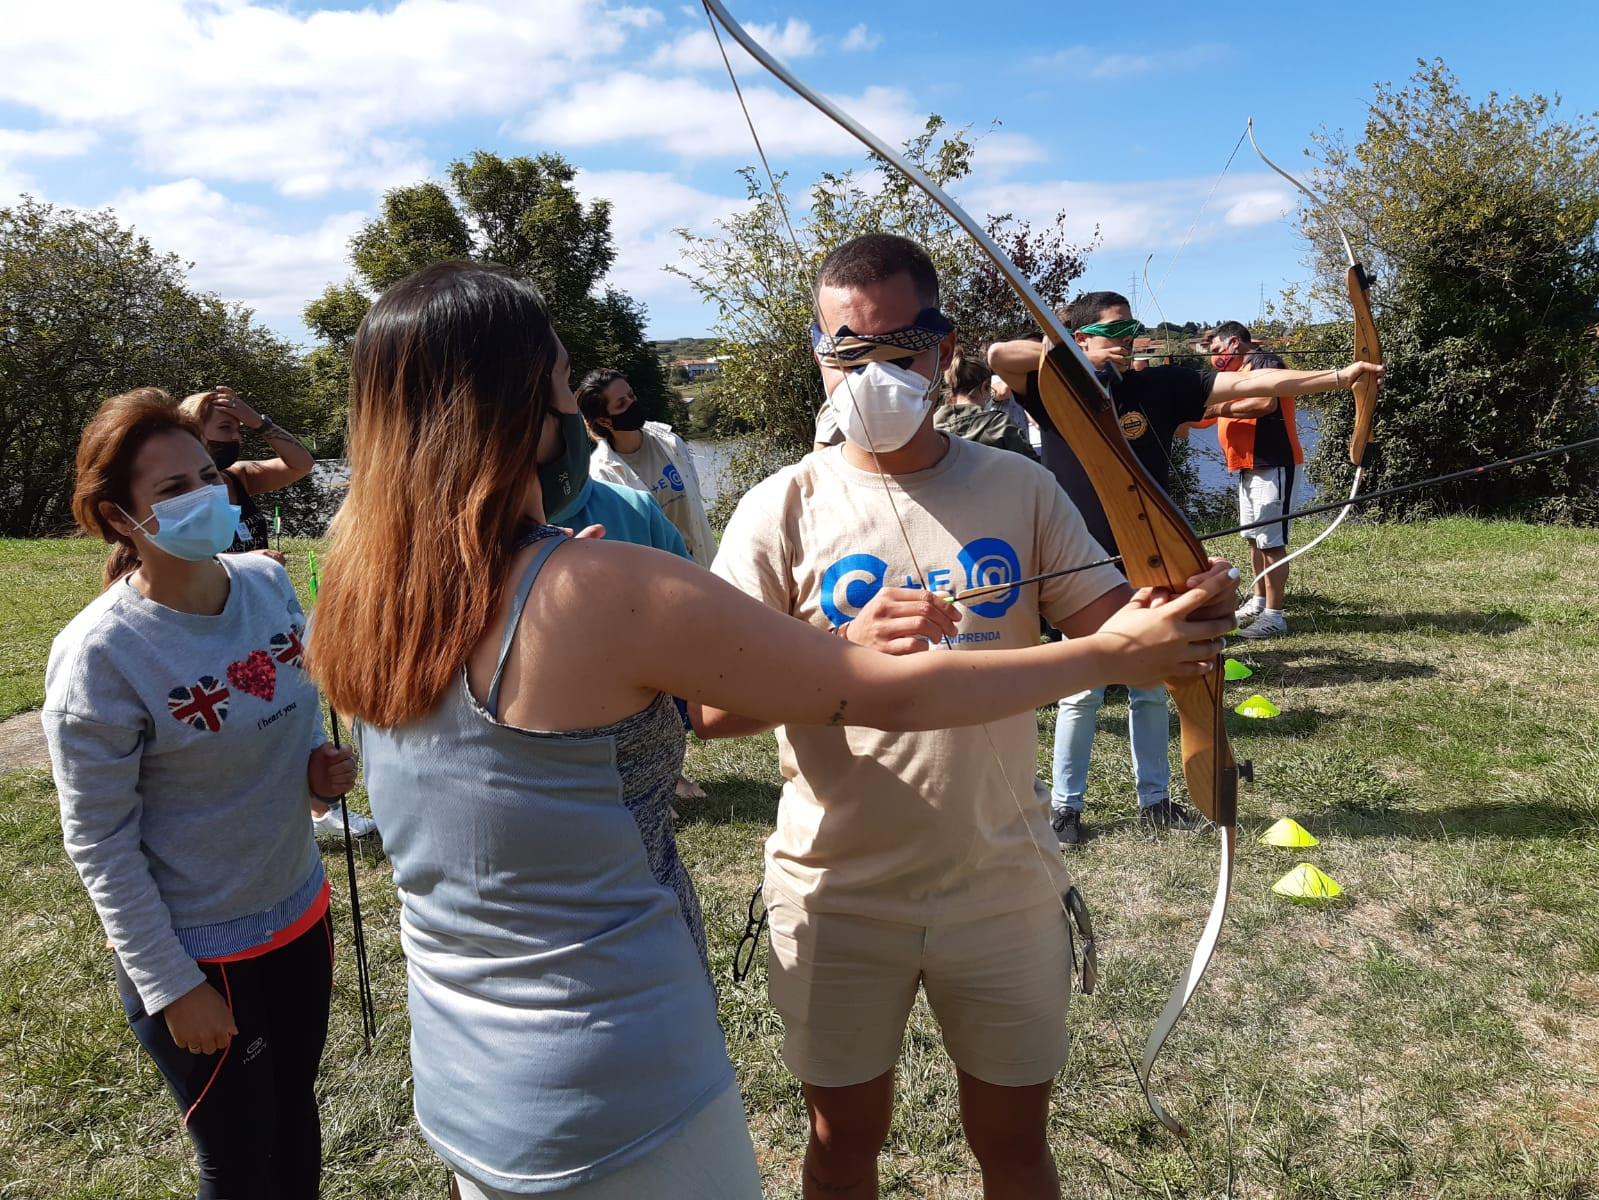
top-left (116, 910), bottom-right (334, 1200)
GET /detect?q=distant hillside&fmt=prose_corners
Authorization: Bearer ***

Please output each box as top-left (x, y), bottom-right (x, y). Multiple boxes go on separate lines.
top-left (653, 337), bottom-right (719, 361)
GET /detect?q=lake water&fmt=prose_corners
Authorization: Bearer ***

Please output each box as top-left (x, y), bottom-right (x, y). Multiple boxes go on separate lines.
top-left (688, 407), bottom-right (1323, 509)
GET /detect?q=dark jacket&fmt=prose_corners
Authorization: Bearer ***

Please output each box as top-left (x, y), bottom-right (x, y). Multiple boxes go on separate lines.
top-left (934, 404), bottom-right (1035, 459)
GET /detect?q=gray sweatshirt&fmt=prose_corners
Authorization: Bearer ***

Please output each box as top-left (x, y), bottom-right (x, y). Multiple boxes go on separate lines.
top-left (44, 554), bottom-right (326, 1013)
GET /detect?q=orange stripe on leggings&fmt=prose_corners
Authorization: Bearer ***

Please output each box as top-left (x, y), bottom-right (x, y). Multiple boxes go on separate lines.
top-left (182, 964), bottom-right (235, 1127)
top-left (322, 911), bottom-right (334, 988)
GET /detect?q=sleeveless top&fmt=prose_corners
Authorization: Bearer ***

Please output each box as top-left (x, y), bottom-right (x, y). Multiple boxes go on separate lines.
top-left (223, 467), bottom-right (270, 553)
top-left (355, 530), bottom-right (732, 1193)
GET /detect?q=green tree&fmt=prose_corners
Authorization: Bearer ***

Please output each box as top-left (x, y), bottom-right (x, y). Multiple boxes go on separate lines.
top-left (1294, 60), bottom-right (1599, 521)
top-left (305, 152), bottom-right (674, 430)
top-left (0, 198), bottom-right (316, 537)
top-left (672, 117), bottom-right (1095, 514)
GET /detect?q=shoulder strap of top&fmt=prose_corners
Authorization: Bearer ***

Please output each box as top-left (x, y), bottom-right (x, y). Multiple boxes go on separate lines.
top-left (485, 532), bottom-right (568, 717)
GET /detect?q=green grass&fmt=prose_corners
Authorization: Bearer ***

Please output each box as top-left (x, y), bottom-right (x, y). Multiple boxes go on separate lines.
top-left (4, 519), bottom-right (1599, 1198)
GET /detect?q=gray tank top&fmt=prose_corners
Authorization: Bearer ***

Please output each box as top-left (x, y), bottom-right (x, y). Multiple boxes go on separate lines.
top-left (357, 531), bottom-right (732, 1192)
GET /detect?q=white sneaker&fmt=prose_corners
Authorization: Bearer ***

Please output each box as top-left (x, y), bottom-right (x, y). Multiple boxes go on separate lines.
top-left (1235, 599), bottom-right (1265, 626)
top-left (1235, 611), bottom-right (1288, 640)
top-left (313, 801), bottom-right (379, 843)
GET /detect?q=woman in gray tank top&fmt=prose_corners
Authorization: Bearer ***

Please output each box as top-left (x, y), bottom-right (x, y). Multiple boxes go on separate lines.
top-left (306, 262), bottom-right (1236, 1197)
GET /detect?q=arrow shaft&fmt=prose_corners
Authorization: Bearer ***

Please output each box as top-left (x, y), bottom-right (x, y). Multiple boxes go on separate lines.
top-left (949, 435), bottom-right (1599, 603)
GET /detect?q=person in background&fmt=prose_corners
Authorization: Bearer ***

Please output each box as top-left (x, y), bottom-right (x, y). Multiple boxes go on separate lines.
top-left (1195, 321), bottom-right (1304, 640)
top-left (579, 371), bottom-right (718, 569)
top-left (176, 387), bottom-right (312, 564)
top-left (44, 388), bottom-right (353, 1200)
top-left (545, 368), bottom-right (704, 808)
top-left (305, 260), bottom-right (1232, 1200)
top-left (990, 291), bottom-right (1382, 846)
top-left (934, 346), bottom-right (1034, 456)
top-left (177, 386), bottom-right (377, 843)
top-left (990, 370), bottom-right (1042, 454)
top-left (578, 368), bottom-right (718, 801)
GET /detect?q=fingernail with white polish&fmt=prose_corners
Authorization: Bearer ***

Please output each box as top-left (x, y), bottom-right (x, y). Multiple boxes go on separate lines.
top-left (1227, 568), bottom-right (1241, 580)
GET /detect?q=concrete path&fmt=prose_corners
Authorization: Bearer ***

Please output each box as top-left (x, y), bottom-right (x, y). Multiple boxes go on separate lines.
top-left (0, 710), bottom-right (51, 773)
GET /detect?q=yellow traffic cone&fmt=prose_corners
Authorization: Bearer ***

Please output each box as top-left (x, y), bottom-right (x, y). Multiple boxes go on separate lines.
top-left (1235, 694), bottom-right (1281, 718)
top-left (1272, 863), bottom-right (1342, 902)
top-left (1259, 818), bottom-right (1319, 848)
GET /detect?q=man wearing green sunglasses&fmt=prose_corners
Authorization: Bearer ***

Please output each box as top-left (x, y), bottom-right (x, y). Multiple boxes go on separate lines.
top-left (990, 290), bottom-right (1382, 845)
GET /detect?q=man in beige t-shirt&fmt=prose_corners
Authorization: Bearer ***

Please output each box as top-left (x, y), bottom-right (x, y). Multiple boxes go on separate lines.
top-left (697, 234), bottom-right (1146, 1199)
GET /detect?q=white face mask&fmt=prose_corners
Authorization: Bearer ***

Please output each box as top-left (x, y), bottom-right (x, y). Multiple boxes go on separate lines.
top-left (827, 360), bottom-right (936, 453)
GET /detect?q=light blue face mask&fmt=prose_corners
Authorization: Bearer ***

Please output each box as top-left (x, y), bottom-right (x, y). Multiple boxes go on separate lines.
top-left (121, 484), bottom-right (240, 561)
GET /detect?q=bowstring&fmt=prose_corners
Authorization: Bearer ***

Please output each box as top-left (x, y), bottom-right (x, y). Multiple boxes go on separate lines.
top-left (1131, 124), bottom-right (1248, 489)
top-left (704, 3), bottom-right (1083, 978)
top-left (1151, 128), bottom-right (1248, 305)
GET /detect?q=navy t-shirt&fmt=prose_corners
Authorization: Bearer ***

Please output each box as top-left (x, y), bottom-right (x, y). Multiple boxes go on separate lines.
top-left (1016, 364), bottom-right (1215, 554)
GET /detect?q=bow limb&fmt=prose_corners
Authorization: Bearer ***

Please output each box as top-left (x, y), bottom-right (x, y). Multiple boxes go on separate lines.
top-left (704, 0), bottom-right (1240, 1135)
top-left (1247, 118), bottom-right (1383, 466)
top-left (1032, 345), bottom-right (1242, 828)
top-left (1346, 265), bottom-right (1382, 466)
top-left (1035, 343), bottom-right (1242, 1137)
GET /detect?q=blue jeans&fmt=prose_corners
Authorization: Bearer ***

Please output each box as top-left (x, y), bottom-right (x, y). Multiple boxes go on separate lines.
top-left (1051, 685), bottom-right (1171, 814)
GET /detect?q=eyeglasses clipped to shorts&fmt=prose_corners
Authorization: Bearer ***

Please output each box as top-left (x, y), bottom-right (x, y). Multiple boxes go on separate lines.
top-left (733, 881), bottom-right (1099, 996)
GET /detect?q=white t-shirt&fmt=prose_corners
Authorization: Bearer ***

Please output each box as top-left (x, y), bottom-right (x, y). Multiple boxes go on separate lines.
top-left (712, 435), bottom-right (1124, 923)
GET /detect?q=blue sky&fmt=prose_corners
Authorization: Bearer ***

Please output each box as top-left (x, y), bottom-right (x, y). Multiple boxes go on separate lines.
top-left (4, 0), bottom-right (1597, 350)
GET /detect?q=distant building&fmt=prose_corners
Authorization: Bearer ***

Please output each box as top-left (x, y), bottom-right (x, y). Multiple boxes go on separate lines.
top-left (672, 357), bottom-right (724, 379)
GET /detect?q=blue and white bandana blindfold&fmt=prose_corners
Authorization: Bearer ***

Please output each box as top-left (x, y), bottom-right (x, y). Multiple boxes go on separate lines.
top-left (810, 307), bottom-right (955, 370)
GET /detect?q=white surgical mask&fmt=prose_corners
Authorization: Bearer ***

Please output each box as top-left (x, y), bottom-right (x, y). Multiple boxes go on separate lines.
top-left (827, 360), bottom-right (936, 452)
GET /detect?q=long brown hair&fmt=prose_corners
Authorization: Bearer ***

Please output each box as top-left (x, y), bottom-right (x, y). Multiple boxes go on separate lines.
top-left (306, 262), bottom-right (559, 727)
top-left (71, 388), bottom-right (202, 587)
top-left (943, 346), bottom-right (992, 403)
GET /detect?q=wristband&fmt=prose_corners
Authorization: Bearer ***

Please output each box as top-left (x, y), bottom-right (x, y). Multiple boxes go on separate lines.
top-left (255, 414), bottom-right (274, 432)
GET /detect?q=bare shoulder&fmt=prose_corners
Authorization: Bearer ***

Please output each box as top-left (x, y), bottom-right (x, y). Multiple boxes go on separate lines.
top-left (515, 536), bottom-right (700, 619)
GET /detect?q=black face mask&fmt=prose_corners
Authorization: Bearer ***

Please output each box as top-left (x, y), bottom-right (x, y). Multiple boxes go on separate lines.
top-left (207, 440), bottom-right (241, 471)
top-left (539, 412), bottom-right (592, 525)
top-left (606, 402), bottom-right (648, 434)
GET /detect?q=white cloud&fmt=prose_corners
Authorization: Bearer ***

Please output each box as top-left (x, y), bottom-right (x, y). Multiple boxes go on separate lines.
top-left (0, 127), bottom-right (99, 160)
top-left (0, 127), bottom-right (101, 201)
top-left (1028, 43), bottom-right (1227, 79)
top-left (648, 18), bottom-right (818, 71)
top-left (574, 168), bottom-right (748, 308)
top-left (966, 172), bottom-right (1294, 254)
top-left (1223, 189), bottom-right (1295, 226)
top-left (841, 24), bottom-right (881, 52)
top-left (111, 179), bottom-right (367, 336)
top-left (0, 0), bottom-right (648, 196)
top-left (524, 73), bottom-right (925, 159)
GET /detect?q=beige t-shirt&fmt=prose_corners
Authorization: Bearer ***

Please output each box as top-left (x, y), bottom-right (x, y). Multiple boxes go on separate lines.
top-left (713, 435), bottom-right (1125, 923)
top-left (616, 434), bottom-right (700, 554)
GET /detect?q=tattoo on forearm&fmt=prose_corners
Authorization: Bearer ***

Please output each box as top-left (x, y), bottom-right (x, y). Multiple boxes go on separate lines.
top-left (827, 699), bottom-right (848, 726)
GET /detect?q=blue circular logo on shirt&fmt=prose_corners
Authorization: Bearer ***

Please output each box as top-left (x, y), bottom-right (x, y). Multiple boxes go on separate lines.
top-left (820, 554), bottom-right (888, 627)
top-left (958, 537), bottom-right (1022, 619)
top-left (663, 463), bottom-right (685, 492)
